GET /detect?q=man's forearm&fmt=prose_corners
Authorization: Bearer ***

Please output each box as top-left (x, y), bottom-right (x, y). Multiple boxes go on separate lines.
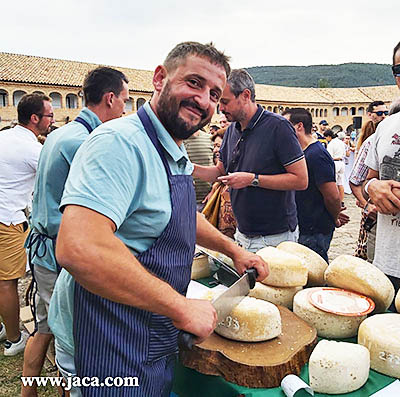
top-left (323, 196), bottom-right (341, 221)
top-left (57, 223), bottom-right (187, 322)
top-left (193, 164), bottom-right (223, 183)
top-left (350, 182), bottom-right (368, 207)
top-left (257, 173), bottom-right (307, 191)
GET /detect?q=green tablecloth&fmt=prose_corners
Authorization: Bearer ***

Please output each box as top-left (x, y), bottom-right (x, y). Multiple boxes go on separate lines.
top-left (174, 277), bottom-right (396, 396)
top-left (173, 361), bottom-right (395, 397)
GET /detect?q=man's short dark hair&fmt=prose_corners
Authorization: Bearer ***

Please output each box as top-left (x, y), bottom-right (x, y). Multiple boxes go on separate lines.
top-left (17, 93), bottom-right (50, 125)
top-left (164, 41), bottom-right (231, 77)
top-left (83, 67), bottom-right (129, 106)
top-left (323, 129), bottom-right (335, 139)
top-left (393, 41), bottom-right (400, 65)
top-left (227, 69), bottom-right (256, 102)
top-left (367, 100), bottom-right (385, 113)
top-left (282, 108), bottom-right (312, 134)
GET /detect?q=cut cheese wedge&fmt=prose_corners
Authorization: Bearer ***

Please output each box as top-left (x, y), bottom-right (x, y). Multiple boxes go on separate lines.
top-left (277, 241), bottom-right (328, 286)
top-left (324, 255), bottom-right (395, 313)
top-left (309, 340), bottom-right (370, 394)
top-left (248, 282), bottom-right (302, 310)
top-left (203, 289), bottom-right (282, 342)
top-left (256, 246), bottom-right (308, 287)
top-left (396, 289), bottom-right (400, 313)
top-left (358, 313), bottom-right (400, 379)
top-left (293, 288), bottom-right (366, 338)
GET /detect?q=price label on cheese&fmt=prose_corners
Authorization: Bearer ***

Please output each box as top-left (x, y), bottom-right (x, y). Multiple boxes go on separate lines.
top-left (308, 287), bottom-right (375, 316)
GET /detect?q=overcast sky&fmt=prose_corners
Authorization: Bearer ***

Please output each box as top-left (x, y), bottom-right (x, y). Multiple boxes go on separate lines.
top-left (2, 0), bottom-right (399, 71)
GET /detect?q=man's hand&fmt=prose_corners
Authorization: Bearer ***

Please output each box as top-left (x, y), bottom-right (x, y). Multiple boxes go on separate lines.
top-left (335, 211), bottom-right (350, 227)
top-left (368, 180), bottom-right (400, 215)
top-left (172, 299), bottom-right (217, 344)
top-left (218, 172), bottom-right (254, 189)
top-left (230, 247), bottom-right (269, 281)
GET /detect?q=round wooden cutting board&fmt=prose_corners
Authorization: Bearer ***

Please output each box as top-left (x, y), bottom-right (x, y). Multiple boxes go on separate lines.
top-left (180, 305), bottom-right (317, 388)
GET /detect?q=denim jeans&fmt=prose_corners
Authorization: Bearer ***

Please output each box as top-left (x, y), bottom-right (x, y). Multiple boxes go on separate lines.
top-left (298, 231), bottom-right (334, 263)
top-left (235, 227), bottom-right (299, 253)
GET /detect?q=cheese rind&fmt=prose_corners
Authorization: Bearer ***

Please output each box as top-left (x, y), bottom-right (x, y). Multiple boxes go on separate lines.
top-left (358, 313), bottom-right (400, 378)
top-left (324, 255), bottom-right (394, 313)
top-left (293, 288), bottom-right (366, 338)
top-left (396, 289), bottom-right (400, 313)
top-left (248, 282), bottom-right (302, 310)
top-left (309, 340), bottom-right (370, 394)
top-left (256, 246), bottom-right (308, 287)
top-left (215, 297), bottom-right (282, 342)
top-left (277, 241), bottom-right (328, 286)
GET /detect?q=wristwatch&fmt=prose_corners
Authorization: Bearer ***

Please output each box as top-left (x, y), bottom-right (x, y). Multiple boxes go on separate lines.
top-left (251, 174), bottom-right (259, 187)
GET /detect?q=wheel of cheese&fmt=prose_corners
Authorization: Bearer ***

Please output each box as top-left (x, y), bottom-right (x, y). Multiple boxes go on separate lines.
top-left (248, 282), bottom-right (302, 310)
top-left (309, 340), bottom-right (370, 394)
top-left (202, 289), bottom-right (282, 342)
top-left (215, 297), bottom-right (282, 342)
top-left (358, 313), bottom-right (400, 378)
top-left (256, 246), bottom-right (308, 287)
top-left (277, 241), bottom-right (328, 286)
top-left (293, 288), bottom-right (366, 338)
top-left (396, 289), bottom-right (400, 313)
top-left (324, 255), bottom-right (395, 313)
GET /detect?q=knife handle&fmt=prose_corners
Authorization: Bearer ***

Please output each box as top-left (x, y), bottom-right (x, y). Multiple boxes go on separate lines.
top-left (245, 268), bottom-right (258, 289)
top-left (178, 331), bottom-right (196, 350)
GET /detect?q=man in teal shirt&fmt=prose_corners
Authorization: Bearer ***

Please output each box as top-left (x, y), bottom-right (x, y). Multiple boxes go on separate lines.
top-left (22, 67), bottom-right (129, 397)
top-left (49, 42), bottom-right (269, 397)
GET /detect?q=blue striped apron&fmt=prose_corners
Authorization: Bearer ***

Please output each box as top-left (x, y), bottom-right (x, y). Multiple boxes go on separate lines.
top-left (73, 107), bottom-right (196, 396)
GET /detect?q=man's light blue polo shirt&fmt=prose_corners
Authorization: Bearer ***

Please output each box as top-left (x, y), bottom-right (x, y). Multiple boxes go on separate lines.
top-left (27, 108), bottom-right (102, 272)
top-left (48, 102), bottom-right (193, 356)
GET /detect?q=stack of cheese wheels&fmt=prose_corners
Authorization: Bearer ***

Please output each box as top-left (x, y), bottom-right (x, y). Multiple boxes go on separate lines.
top-left (293, 287), bottom-right (366, 338)
top-left (324, 255), bottom-right (395, 313)
top-left (396, 289), bottom-right (400, 313)
top-left (358, 313), bottom-right (400, 378)
top-left (309, 340), bottom-right (370, 394)
top-left (204, 289), bottom-right (282, 342)
top-left (257, 246), bottom-right (308, 287)
top-left (248, 282), bottom-right (302, 310)
top-left (276, 241), bottom-right (328, 287)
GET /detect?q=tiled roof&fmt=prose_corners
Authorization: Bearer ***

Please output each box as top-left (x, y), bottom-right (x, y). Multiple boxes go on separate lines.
top-left (0, 52), bottom-right (154, 92)
top-left (0, 52), bottom-right (398, 103)
top-left (255, 84), bottom-right (331, 103)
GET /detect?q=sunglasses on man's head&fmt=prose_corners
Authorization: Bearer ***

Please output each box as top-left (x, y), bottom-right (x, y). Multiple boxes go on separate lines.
top-left (392, 64), bottom-right (400, 76)
top-left (372, 111), bottom-right (389, 116)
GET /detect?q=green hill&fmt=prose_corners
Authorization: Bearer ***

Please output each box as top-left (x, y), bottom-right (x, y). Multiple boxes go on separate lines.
top-left (246, 63), bottom-right (394, 88)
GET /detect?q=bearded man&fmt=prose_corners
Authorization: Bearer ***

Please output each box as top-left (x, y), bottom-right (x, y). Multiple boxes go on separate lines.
top-left (47, 42), bottom-right (268, 397)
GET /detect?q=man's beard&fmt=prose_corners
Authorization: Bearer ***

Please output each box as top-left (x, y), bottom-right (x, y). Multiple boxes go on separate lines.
top-left (157, 82), bottom-right (210, 140)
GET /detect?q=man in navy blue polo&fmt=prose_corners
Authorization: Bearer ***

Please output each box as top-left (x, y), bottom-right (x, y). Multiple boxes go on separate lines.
top-left (282, 108), bottom-right (349, 262)
top-left (194, 69), bottom-right (308, 252)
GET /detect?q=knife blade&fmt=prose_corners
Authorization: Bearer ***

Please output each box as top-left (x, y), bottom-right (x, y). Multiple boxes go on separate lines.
top-left (212, 268), bottom-right (257, 323)
top-left (178, 268), bottom-right (257, 350)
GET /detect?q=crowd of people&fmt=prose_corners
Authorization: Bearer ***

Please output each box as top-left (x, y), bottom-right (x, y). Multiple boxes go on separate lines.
top-left (0, 39), bottom-right (400, 396)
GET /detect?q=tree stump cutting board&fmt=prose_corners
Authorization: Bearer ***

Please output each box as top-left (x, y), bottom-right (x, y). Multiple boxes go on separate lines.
top-left (180, 305), bottom-right (317, 388)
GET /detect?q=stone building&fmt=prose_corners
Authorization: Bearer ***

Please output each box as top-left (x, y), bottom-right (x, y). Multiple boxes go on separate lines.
top-left (0, 52), bottom-right (399, 131)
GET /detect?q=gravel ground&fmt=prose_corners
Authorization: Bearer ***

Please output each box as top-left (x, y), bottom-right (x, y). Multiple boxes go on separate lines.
top-left (328, 193), bottom-right (361, 261)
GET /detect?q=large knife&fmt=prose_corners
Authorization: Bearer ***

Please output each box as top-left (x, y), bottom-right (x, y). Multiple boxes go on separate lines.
top-left (178, 268), bottom-right (258, 350)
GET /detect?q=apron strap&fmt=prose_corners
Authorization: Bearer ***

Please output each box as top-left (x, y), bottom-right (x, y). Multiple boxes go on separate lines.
top-left (137, 106), bottom-right (172, 178)
top-left (75, 117), bottom-right (93, 133)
